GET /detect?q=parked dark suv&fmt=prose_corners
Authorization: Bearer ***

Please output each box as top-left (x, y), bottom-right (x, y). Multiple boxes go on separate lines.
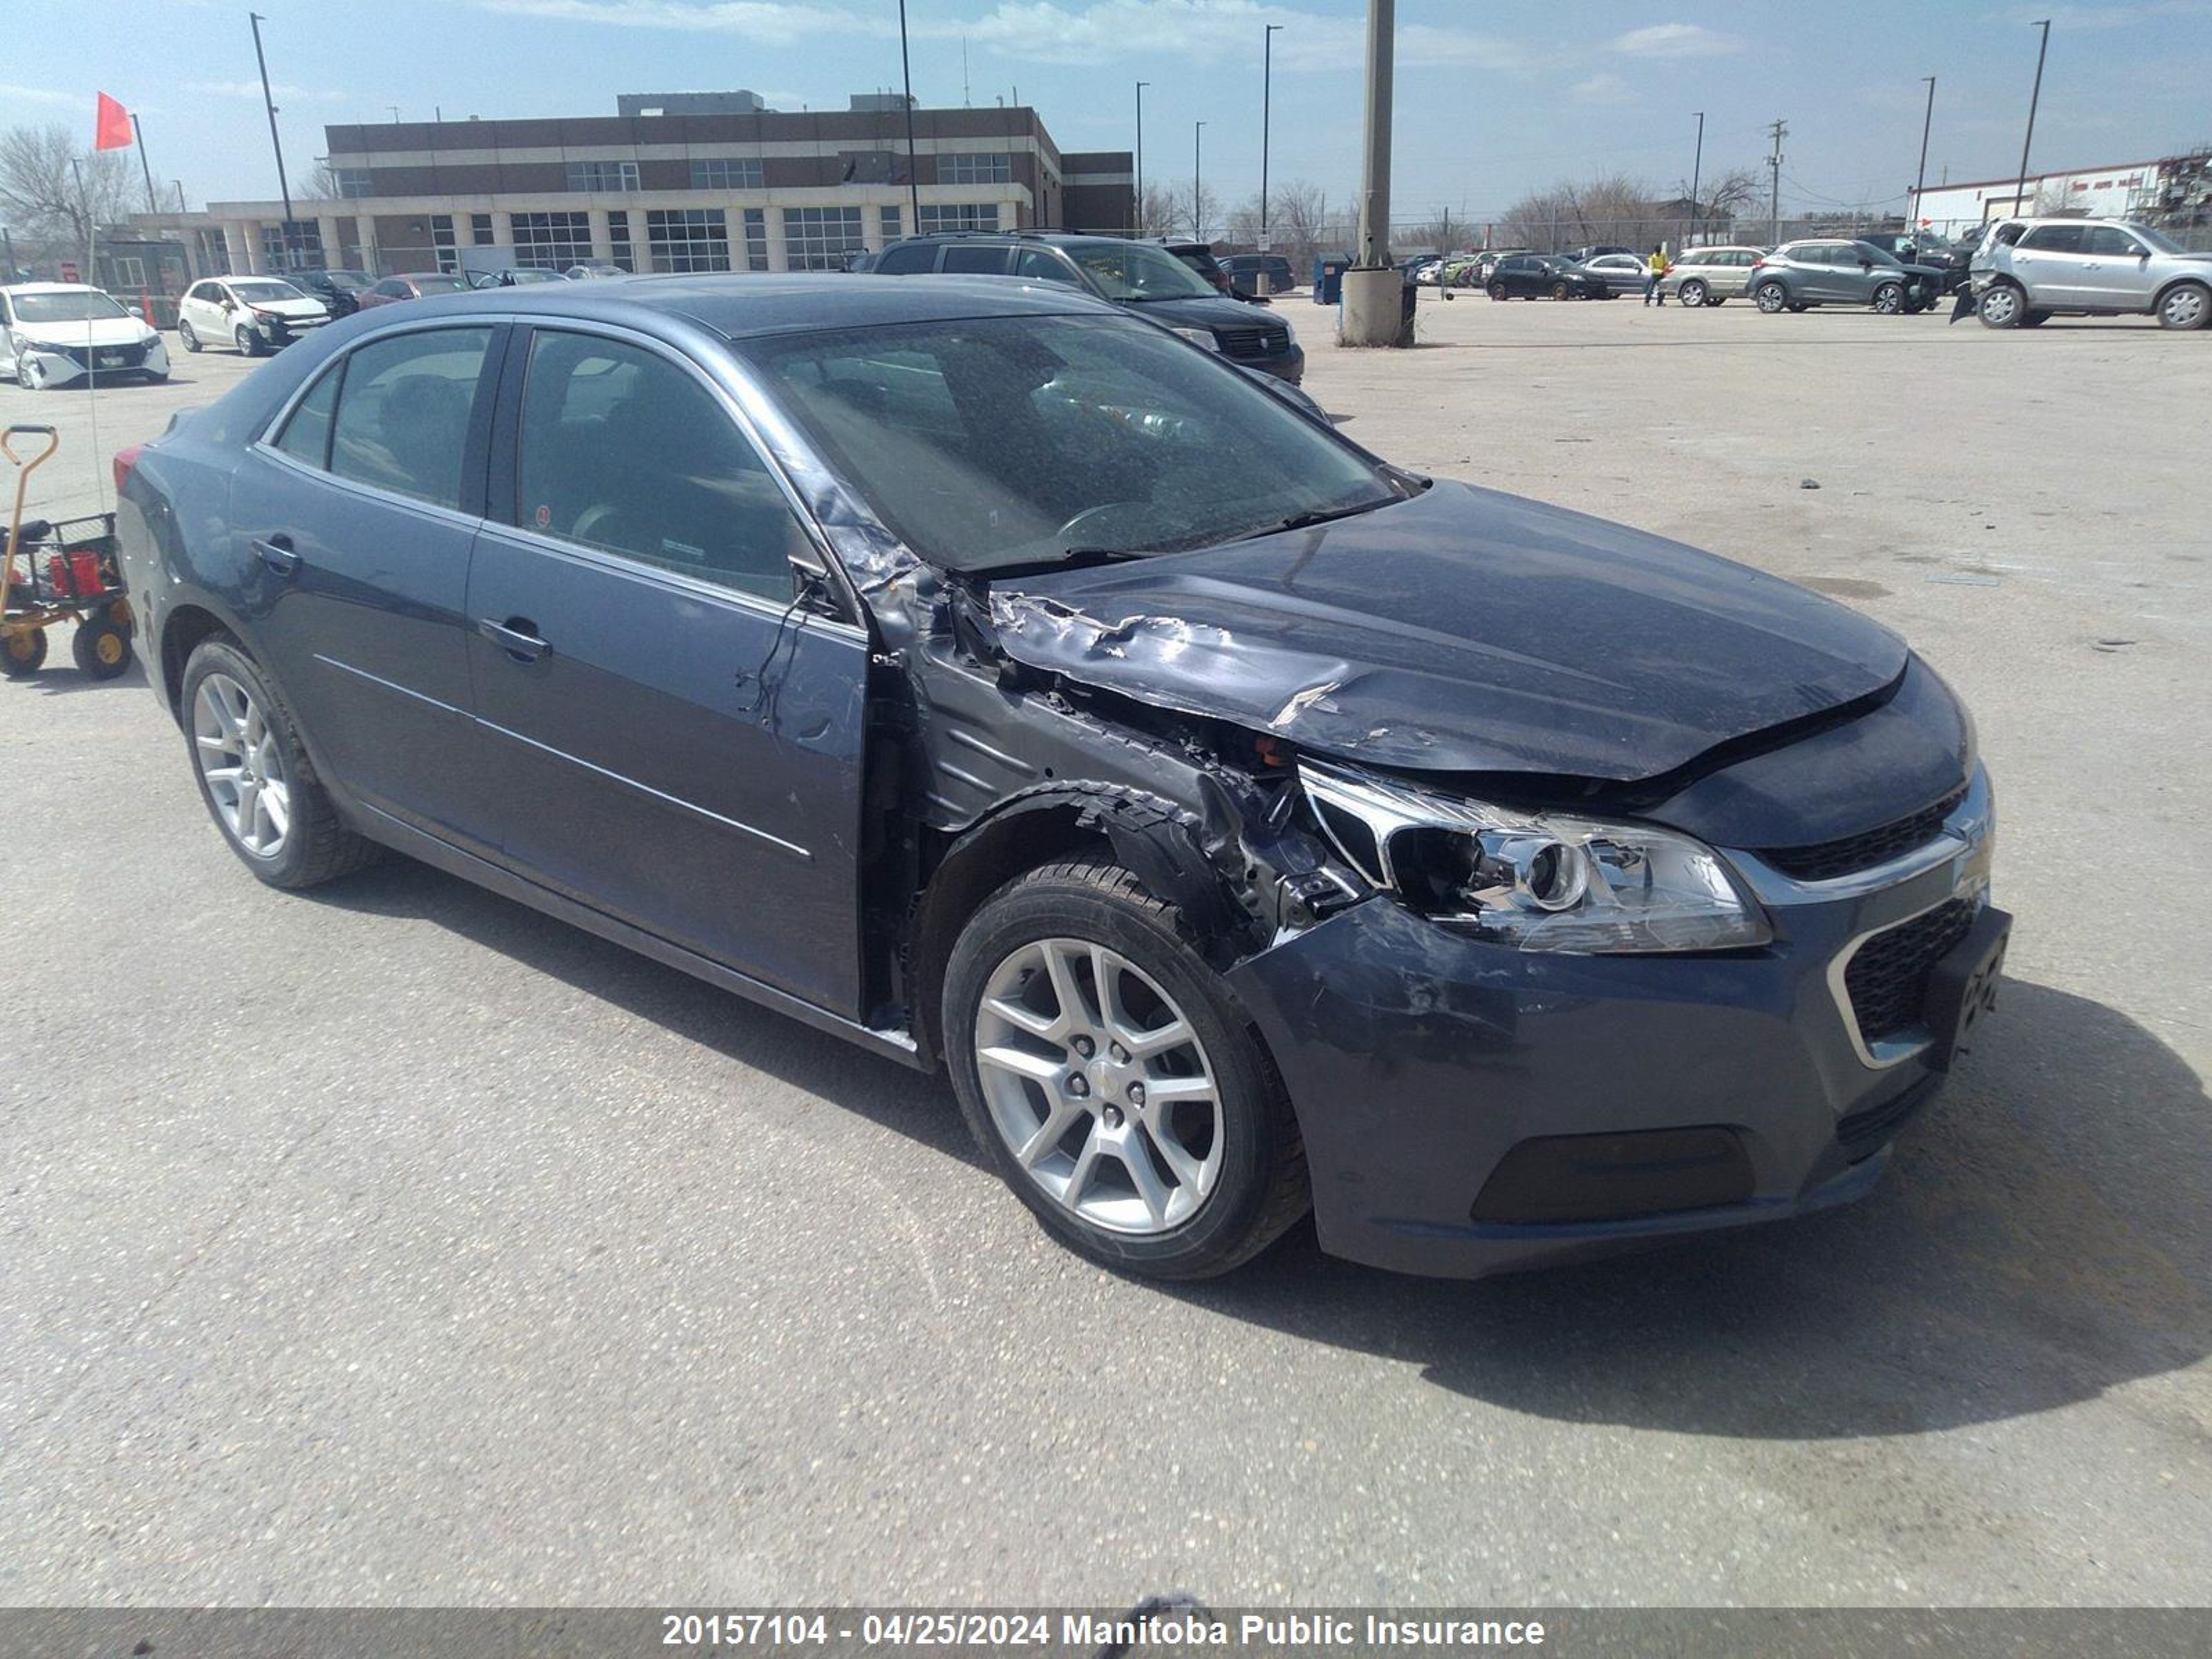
top-left (113, 274), bottom-right (2005, 1282)
top-left (869, 232), bottom-right (1302, 383)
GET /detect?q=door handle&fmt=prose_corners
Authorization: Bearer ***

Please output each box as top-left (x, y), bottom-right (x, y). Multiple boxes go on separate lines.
top-left (478, 615), bottom-right (550, 662)
top-left (252, 534), bottom-right (301, 576)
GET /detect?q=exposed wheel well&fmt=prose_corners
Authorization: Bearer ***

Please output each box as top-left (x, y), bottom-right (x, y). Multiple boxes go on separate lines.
top-left (2156, 275), bottom-right (2210, 306)
top-left (160, 605), bottom-right (229, 722)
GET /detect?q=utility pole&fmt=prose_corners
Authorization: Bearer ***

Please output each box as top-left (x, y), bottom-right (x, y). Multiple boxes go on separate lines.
top-left (129, 113), bottom-right (159, 214)
top-left (1135, 82), bottom-right (1149, 235)
top-left (1260, 23), bottom-right (1283, 259)
top-left (248, 12), bottom-right (295, 269)
top-left (897, 0), bottom-right (921, 231)
top-left (1911, 77), bottom-right (1937, 228)
top-left (1689, 111), bottom-right (1704, 247)
top-left (1193, 121), bottom-right (1206, 240)
top-left (2014, 20), bottom-right (2052, 218)
top-left (1340, 0), bottom-right (1402, 346)
top-left (1766, 117), bottom-right (1788, 245)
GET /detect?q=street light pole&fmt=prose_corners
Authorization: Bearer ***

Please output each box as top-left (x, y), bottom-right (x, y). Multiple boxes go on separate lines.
top-left (1913, 76), bottom-right (1937, 226)
top-left (247, 12), bottom-right (295, 268)
top-left (1261, 24), bottom-right (1283, 254)
top-left (1193, 121), bottom-right (1206, 240)
top-left (129, 113), bottom-right (159, 214)
top-left (1688, 111), bottom-right (1703, 247)
top-left (897, 0), bottom-right (921, 232)
top-left (1135, 81), bottom-right (1149, 234)
top-left (2013, 21), bottom-right (2052, 218)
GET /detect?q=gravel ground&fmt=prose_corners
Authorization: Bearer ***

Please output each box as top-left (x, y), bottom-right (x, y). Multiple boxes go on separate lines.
top-left (1, 297), bottom-right (2207, 1609)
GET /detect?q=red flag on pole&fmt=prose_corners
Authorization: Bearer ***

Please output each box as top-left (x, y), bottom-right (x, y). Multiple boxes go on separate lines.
top-left (95, 92), bottom-right (132, 151)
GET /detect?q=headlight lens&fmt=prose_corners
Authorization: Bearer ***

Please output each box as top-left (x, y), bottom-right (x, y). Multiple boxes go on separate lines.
top-left (1301, 760), bottom-right (1771, 954)
top-left (1170, 326), bottom-right (1221, 352)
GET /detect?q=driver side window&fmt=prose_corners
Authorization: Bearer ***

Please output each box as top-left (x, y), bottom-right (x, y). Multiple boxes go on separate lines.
top-left (516, 331), bottom-right (807, 603)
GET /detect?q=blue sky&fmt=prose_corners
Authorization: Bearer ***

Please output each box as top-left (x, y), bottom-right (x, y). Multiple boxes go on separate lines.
top-left (12, 1), bottom-right (2209, 220)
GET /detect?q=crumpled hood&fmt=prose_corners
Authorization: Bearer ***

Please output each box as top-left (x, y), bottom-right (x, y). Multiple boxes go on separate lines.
top-left (21, 316), bottom-right (153, 348)
top-left (985, 480), bottom-right (1909, 780)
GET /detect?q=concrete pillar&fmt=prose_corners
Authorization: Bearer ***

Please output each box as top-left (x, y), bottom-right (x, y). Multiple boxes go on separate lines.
top-left (588, 207), bottom-right (615, 262)
top-left (316, 215), bottom-right (342, 267)
top-left (489, 209), bottom-right (514, 248)
top-left (765, 208), bottom-right (790, 273)
top-left (225, 221), bottom-right (256, 276)
top-left (357, 214), bottom-right (381, 277)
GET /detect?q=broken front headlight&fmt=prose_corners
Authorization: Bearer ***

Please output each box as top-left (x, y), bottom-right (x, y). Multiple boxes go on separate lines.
top-left (1300, 760), bottom-right (1772, 954)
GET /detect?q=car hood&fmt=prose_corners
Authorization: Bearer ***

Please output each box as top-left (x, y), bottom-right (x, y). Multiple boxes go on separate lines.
top-left (1121, 294), bottom-right (1280, 332)
top-left (984, 480), bottom-right (1909, 781)
top-left (19, 316), bottom-right (153, 348)
top-left (247, 298), bottom-right (330, 319)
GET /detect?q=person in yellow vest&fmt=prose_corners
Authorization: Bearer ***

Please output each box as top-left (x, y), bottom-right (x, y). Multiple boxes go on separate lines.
top-left (1644, 245), bottom-right (1673, 306)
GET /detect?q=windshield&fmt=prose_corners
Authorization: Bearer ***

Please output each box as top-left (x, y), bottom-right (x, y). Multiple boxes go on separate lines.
top-left (10, 290), bottom-right (131, 324)
top-left (232, 280), bottom-right (308, 303)
top-left (1065, 242), bottom-right (1218, 302)
top-left (744, 314), bottom-right (1402, 574)
top-left (414, 274), bottom-right (470, 293)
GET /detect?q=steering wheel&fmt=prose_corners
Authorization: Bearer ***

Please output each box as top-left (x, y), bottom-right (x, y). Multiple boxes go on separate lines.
top-left (1053, 500), bottom-right (1157, 547)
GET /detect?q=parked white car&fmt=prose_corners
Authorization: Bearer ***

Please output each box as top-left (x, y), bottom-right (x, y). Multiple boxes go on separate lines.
top-left (0, 283), bottom-right (170, 388)
top-left (176, 276), bottom-right (330, 357)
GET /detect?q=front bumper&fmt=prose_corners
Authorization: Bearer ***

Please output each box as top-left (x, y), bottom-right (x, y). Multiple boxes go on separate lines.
top-left (1226, 770), bottom-right (2000, 1278)
top-left (19, 337), bottom-right (167, 383)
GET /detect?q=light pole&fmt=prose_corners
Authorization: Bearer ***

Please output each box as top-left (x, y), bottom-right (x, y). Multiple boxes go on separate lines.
top-left (1688, 110), bottom-right (1703, 247)
top-left (1913, 77), bottom-right (1936, 227)
top-left (1341, 0), bottom-right (1400, 345)
top-left (1135, 81), bottom-right (1149, 234)
top-left (1260, 23), bottom-right (1284, 255)
top-left (129, 113), bottom-right (160, 214)
top-left (247, 12), bottom-right (295, 268)
top-left (897, 0), bottom-right (921, 232)
top-left (2013, 21), bottom-right (2052, 218)
top-left (1193, 121), bottom-right (1206, 240)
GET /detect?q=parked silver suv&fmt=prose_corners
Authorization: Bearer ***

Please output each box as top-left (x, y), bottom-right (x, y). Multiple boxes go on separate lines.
top-left (1660, 246), bottom-right (1768, 307)
top-left (1972, 218), bottom-right (2210, 330)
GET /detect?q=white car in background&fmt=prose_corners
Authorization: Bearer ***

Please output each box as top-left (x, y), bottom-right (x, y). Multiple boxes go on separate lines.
top-left (176, 276), bottom-right (330, 357)
top-left (0, 283), bottom-right (170, 388)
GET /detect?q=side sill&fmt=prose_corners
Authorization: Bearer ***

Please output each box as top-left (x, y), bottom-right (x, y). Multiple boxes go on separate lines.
top-left (355, 803), bottom-right (930, 1073)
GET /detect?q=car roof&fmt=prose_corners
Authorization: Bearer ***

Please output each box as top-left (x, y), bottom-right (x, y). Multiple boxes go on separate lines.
top-left (1, 282), bottom-right (110, 296)
top-left (395, 271), bottom-right (1118, 339)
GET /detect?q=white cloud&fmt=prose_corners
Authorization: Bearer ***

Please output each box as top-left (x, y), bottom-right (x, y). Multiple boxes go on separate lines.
top-left (476, 0), bottom-right (866, 39)
top-left (1608, 22), bottom-right (1745, 58)
top-left (185, 79), bottom-right (347, 103)
top-left (0, 82), bottom-right (82, 109)
top-left (1569, 73), bottom-right (1635, 106)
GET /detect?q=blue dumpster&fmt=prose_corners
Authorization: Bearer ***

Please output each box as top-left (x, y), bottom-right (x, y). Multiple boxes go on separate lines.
top-left (1313, 256), bottom-right (1350, 306)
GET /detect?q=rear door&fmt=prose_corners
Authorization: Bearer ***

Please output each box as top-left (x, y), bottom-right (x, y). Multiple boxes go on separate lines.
top-left (229, 321), bottom-right (507, 852)
top-left (466, 324), bottom-right (872, 1015)
top-left (2012, 223), bottom-right (2094, 306)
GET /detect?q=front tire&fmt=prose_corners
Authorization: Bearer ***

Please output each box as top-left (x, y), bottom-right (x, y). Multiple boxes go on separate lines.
top-left (1756, 281), bottom-right (1789, 314)
top-left (1488, 281), bottom-right (1507, 301)
top-left (1872, 281), bottom-right (1904, 315)
top-left (180, 637), bottom-right (379, 888)
top-left (1977, 282), bottom-right (2025, 328)
top-left (943, 861), bottom-right (1309, 1280)
top-left (1680, 279), bottom-right (1709, 308)
top-left (2157, 281), bottom-right (2209, 330)
top-left (234, 325), bottom-right (264, 357)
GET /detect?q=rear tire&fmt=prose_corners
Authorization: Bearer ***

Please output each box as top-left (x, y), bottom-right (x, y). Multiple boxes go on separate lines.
top-left (2157, 281), bottom-right (2209, 330)
top-left (943, 860), bottom-right (1309, 1280)
top-left (178, 319), bottom-right (201, 353)
top-left (71, 612), bottom-right (131, 679)
top-left (2, 629), bottom-right (47, 678)
top-left (180, 636), bottom-right (380, 889)
top-left (1756, 281), bottom-right (1789, 314)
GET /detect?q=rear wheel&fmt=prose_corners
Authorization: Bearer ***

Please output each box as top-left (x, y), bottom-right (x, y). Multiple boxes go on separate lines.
top-left (2157, 281), bottom-right (2209, 330)
top-left (1680, 279), bottom-right (1710, 308)
top-left (2, 628), bottom-right (47, 678)
top-left (178, 319), bottom-right (201, 353)
top-left (1756, 281), bottom-right (1789, 314)
top-left (181, 637), bottom-right (379, 888)
top-left (1977, 282), bottom-right (2025, 328)
top-left (71, 612), bottom-right (131, 679)
top-left (944, 861), bottom-right (1309, 1280)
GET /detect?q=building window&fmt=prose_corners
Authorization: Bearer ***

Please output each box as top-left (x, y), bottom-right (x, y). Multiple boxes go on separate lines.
top-left (608, 210), bottom-right (633, 272)
top-left (782, 205), bottom-right (866, 270)
top-left (941, 152), bottom-right (1012, 186)
top-left (646, 207), bottom-right (730, 272)
top-left (879, 205), bottom-right (901, 243)
top-left (918, 203), bottom-right (1000, 234)
top-left (689, 156), bottom-right (765, 191)
top-left (261, 220), bottom-right (326, 271)
top-left (430, 214), bottom-right (458, 273)
top-left (741, 208), bottom-right (769, 271)
top-left (471, 212), bottom-right (496, 247)
top-left (836, 151), bottom-right (900, 185)
top-left (513, 210), bottom-right (593, 270)
top-left (334, 168), bottom-right (374, 199)
top-left (566, 158), bottom-right (641, 193)
top-left (196, 227), bottom-right (232, 276)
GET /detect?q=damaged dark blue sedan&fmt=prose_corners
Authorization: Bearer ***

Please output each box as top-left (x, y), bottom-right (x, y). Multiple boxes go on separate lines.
top-left (114, 275), bottom-right (2008, 1280)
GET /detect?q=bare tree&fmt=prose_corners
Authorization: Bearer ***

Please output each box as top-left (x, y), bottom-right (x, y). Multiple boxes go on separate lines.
top-left (0, 124), bottom-right (135, 273)
top-left (1133, 182), bottom-right (1179, 238)
top-left (1266, 178), bottom-right (1332, 269)
top-left (1676, 166), bottom-right (1761, 239)
top-left (1179, 181), bottom-right (1221, 243)
top-left (295, 159), bottom-right (342, 202)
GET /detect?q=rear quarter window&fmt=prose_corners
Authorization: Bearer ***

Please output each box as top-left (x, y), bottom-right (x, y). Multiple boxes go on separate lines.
top-left (327, 327), bottom-right (494, 510)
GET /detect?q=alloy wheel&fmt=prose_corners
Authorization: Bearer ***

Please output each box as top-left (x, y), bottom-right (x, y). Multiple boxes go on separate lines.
top-left (1978, 285), bottom-right (2022, 328)
top-left (1873, 283), bottom-right (1904, 315)
top-left (973, 937), bottom-right (1224, 1236)
top-left (1756, 283), bottom-right (1787, 313)
top-left (192, 672), bottom-right (291, 858)
top-left (1680, 281), bottom-right (1708, 308)
top-left (2159, 285), bottom-right (2208, 330)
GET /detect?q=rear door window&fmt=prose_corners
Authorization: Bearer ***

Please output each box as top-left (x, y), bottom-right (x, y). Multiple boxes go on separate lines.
top-left (514, 330), bottom-right (807, 603)
top-left (328, 327), bottom-right (494, 509)
top-left (874, 242), bottom-right (938, 274)
top-left (1014, 247), bottom-right (1081, 285)
top-left (942, 245), bottom-right (1013, 275)
top-left (274, 364), bottom-right (344, 469)
top-left (2020, 224), bottom-right (2088, 253)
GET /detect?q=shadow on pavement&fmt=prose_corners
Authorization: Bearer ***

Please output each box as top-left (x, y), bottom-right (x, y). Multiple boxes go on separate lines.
top-left (304, 856), bottom-right (2211, 1440)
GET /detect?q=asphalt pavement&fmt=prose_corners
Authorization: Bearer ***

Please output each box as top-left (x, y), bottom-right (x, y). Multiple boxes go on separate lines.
top-left (2, 297), bottom-right (2208, 1607)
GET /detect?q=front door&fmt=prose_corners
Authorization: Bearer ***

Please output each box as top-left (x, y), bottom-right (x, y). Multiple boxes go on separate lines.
top-left (467, 325), bottom-right (871, 1016)
top-left (2010, 223), bottom-right (2097, 307)
top-left (2081, 224), bottom-right (2157, 309)
top-left (229, 321), bottom-right (507, 854)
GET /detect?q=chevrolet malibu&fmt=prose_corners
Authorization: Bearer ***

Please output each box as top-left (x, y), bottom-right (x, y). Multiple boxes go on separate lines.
top-left (113, 276), bottom-right (2008, 1280)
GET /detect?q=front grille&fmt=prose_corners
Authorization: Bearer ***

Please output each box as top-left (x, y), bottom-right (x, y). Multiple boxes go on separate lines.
top-left (1216, 325), bottom-right (1290, 359)
top-left (1759, 784), bottom-right (1966, 883)
top-left (1845, 899), bottom-right (1977, 1045)
top-left (54, 341), bottom-right (147, 369)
